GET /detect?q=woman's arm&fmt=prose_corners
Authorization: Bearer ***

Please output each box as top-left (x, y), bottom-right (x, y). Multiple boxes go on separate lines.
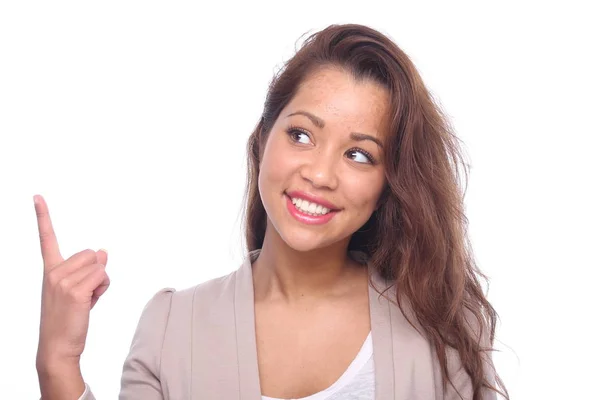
top-left (443, 348), bottom-right (498, 400)
top-left (444, 310), bottom-right (500, 400)
top-left (37, 359), bottom-right (85, 399)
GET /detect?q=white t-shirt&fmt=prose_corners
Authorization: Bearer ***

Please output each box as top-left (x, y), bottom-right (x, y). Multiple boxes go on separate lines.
top-left (262, 331), bottom-right (375, 400)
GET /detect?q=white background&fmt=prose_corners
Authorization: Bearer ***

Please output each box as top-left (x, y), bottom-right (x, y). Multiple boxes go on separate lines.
top-left (1, 1), bottom-right (598, 398)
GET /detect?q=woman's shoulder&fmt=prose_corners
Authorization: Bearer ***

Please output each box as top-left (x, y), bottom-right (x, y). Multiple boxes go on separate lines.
top-left (133, 268), bottom-right (241, 345)
top-left (174, 268), bottom-right (240, 303)
top-left (141, 267), bottom-right (241, 320)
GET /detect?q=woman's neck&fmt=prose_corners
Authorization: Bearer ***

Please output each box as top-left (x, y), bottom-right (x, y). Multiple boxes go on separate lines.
top-left (251, 222), bottom-right (363, 303)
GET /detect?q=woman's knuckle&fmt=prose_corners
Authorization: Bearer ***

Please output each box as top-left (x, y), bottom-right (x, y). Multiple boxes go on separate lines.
top-left (67, 289), bottom-right (81, 301)
top-left (82, 249), bottom-right (96, 258)
top-left (58, 276), bottom-right (72, 292)
top-left (46, 270), bottom-right (60, 286)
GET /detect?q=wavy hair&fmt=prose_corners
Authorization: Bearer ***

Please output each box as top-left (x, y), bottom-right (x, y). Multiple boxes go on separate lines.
top-left (243, 23), bottom-right (507, 399)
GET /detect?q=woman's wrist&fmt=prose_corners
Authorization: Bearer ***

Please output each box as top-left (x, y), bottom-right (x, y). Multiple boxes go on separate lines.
top-left (37, 358), bottom-right (85, 400)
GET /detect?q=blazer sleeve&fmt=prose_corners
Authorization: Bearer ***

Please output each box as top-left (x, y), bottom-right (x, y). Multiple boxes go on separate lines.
top-left (81, 288), bottom-right (175, 400)
top-left (443, 348), bottom-right (498, 400)
top-left (444, 311), bottom-right (499, 400)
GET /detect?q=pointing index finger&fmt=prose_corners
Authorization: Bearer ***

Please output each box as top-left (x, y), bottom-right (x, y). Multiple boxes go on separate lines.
top-left (33, 194), bottom-right (63, 268)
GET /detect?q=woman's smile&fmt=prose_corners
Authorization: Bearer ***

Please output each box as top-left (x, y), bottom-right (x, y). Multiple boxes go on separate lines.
top-left (284, 192), bottom-right (341, 225)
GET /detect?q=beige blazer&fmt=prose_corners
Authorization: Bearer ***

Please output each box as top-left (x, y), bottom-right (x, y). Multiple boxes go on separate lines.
top-left (83, 249), bottom-right (497, 399)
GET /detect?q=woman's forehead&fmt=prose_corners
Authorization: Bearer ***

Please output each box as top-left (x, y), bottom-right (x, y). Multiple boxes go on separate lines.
top-left (287, 68), bottom-right (391, 139)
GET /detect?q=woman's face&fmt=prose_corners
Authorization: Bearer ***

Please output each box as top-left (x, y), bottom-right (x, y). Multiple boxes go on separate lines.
top-left (258, 66), bottom-right (390, 252)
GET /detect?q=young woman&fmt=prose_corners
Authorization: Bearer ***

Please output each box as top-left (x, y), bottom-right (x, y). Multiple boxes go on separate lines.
top-left (35, 24), bottom-right (508, 399)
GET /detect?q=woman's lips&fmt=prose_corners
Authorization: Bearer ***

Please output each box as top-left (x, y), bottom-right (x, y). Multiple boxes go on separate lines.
top-left (285, 194), bottom-right (338, 225)
top-left (285, 190), bottom-right (340, 211)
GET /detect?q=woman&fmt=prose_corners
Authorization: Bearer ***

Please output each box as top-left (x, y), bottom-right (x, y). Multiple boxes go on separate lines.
top-left (35, 24), bottom-right (508, 399)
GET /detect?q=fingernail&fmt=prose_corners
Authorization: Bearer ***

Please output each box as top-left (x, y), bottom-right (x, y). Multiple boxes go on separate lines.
top-left (99, 248), bottom-right (108, 254)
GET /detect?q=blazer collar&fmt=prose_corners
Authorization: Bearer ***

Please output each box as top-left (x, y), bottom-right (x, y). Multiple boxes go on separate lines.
top-left (232, 249), bottom-right (397, 400)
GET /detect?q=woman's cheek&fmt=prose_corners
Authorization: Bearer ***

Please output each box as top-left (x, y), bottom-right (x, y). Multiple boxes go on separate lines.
top-left (260, 138), bottom-right (296, 192)
top-left (349, 176), bottom-right (384, 211)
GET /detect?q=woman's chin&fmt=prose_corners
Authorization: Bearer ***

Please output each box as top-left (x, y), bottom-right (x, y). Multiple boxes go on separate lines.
top-left (278, 230), bottom-right (342, 253)
top-left (266, 214), bottom-right (352, 253)
top-left (275, 232), bottom-right (321, 252)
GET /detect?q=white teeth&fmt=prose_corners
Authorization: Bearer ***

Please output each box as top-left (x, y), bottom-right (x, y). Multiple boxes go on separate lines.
top-left (290, 197), bottom-right (331, 215)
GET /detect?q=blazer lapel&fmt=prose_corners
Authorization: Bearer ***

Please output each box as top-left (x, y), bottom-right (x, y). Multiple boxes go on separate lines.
top-left (368, 270), bottom-right (396, 399)
top-left (190, 251), bottom-right (262, 400)
top-left (368, 268), bottom-right (437, 400)
top-left (234, 250), bottom-right (263, 399)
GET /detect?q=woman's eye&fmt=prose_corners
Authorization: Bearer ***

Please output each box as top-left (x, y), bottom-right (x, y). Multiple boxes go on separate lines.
top-left (288, 128), bottom-right (311, 144)
top-left (347, 149), bottom-right (374, 164)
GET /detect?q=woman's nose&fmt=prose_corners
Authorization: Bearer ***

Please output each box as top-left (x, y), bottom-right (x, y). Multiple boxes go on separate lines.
top-left (299, 150), bottom-right (339, 190)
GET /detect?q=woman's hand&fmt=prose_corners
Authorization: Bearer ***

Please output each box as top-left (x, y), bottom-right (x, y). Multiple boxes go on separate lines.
top-left (34, 194), bottom-right (110, 398)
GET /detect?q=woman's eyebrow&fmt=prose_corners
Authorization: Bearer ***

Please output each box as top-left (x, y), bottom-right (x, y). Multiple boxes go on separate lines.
top-left (350, 132), bottom-right (383, 149)
top-left (287, 110), bottom-right (325, 128)
top-left (287, 110), bottom-right (383, 148)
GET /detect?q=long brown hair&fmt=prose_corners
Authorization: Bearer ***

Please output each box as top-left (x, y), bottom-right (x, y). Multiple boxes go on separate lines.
top-left (243, 23), bottom-right (508, 399)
